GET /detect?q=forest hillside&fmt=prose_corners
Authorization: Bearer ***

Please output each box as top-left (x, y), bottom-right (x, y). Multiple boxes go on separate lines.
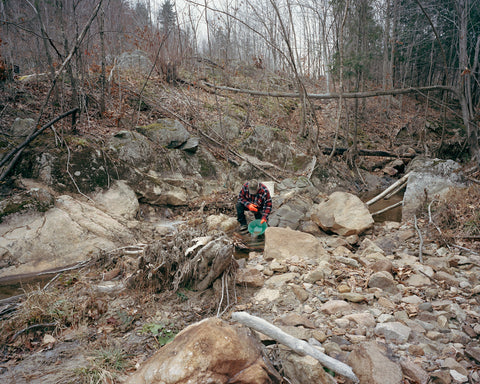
top-left (1, 1), bottom-right (480, 384)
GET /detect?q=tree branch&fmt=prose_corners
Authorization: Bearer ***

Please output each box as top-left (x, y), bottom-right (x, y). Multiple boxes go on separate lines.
top-left (231, 311), bottom-right (359, 383)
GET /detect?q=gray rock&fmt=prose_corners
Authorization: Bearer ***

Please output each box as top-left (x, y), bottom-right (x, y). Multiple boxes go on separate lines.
top-left (11, 117), bottom-right (34, 137)
top-left (368, 271), bottom-right (398, 293)
top-left (136, 118), bottom-right (190, 148)
top-left (116, 50), bottom-right (152, 72)
top-left (375, 322), bottom-right (411, 343)
top-left (403, 157), bottom-right (467, 220)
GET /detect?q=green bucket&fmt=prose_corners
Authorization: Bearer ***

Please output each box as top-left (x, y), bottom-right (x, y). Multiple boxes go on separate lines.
top-left (248, 219), bottom-right (267, 236)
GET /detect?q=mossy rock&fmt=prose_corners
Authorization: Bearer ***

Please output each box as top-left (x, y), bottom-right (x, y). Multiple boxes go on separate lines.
top-left (135, 118), bottom-right (190, 148)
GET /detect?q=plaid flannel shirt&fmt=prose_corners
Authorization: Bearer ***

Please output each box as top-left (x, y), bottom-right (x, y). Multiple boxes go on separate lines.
top-left (238, 182), bottom-right (272, 220)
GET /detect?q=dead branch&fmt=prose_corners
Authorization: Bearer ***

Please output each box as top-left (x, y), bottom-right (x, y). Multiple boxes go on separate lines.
top-left (414, 214), bottom-right (424, 263)
top-left (231, 311), bottom-right (359, 383)
top-left (0, 107), bottom-right (79, 181)
top-left (11, 322), bottom-right (56, 341)
top-left (366, 173), bottom-right (410, 206)
top-left (322, 147), bottom-right (416, 158)
top-left (371, 200), bottom-right (403, 216)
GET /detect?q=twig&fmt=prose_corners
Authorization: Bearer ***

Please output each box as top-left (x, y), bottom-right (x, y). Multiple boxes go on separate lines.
top-left (11, 322), bottom-right (56, 341)
top-left (231, 312), bottom-right (359, 383)
top-left (428, 199), bottom-right (443, 235)
top-left (451, 244), bottom-right (480, 256)
top-left (38, 259), bottom-right (92, 275)
top-left (414, 214), bottom-right (424, 263)
top-left (42, 273), bottom-right (61, 291)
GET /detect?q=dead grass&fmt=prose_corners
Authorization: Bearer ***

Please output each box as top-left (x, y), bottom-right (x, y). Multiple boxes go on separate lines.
top-left (429, 185), bottom-right (480, 251)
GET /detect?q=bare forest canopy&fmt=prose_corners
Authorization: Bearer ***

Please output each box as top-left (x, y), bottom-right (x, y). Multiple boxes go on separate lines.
top-left (1, 0), bottom-right (480, 164)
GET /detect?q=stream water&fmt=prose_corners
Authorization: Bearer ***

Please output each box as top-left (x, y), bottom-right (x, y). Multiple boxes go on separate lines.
top-left (0, 273), bottom-right (55, 300)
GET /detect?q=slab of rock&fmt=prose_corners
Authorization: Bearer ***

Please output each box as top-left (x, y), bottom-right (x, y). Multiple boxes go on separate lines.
top-left (400, 358), bottom-right (429, 384)
top-left (0, 195), bottom-right (134, 279)
top-left (347, 341), bottom-right (403, 384)
top-left (311, 191), bottom-right (374, 236)
top-left (125, 317), bottom-right (281, 384)
top-left (264, 227), bottom-right (328, 262)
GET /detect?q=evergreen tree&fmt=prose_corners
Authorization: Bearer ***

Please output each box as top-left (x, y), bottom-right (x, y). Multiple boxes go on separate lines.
top-left (158, 0), bottom-right (176, 36)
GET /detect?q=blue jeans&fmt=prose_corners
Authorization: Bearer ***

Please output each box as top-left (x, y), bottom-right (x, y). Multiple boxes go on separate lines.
top-left (236, 201), bottom-right (262, 226)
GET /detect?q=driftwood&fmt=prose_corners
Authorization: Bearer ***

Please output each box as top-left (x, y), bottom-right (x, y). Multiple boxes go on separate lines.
top-left (366, 172), bottom-right (410, 206)
top-left (231, 311), bottom-right (359, 383)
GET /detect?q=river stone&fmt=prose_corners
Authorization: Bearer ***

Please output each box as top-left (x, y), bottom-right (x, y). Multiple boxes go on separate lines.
top-left (278, 351), bottom-right (336, 384)
top-left (347, 341), bottom-right (403, 384)
top-left (374, 322), bottom-right (411, 343)
top-left (311, 191), bottom-right (374, 236)
top-left (264, 227), bottom-right (328, 262)
top-left (125, 317), bottom-right (281, 384)
top-left (368, 271), bottom-right (398, 293)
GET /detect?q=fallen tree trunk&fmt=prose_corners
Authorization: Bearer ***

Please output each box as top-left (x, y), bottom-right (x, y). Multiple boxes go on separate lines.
top-left (202, 81), bottom-right (456, 100)
top-left (321, 147), bottom-right (416, 158)
top-left (231, 311), bottom-right (359, 383)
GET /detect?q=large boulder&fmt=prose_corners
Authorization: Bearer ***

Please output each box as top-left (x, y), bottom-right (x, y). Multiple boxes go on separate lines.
top-left (116, 50), bottom-right (153, 73)
top-left (107, 130), bottom-right (153, 167)
top-left (11, 117), bottom-right (34, 137)
top-left (311, 191), bottom-right (374, 236)
top-left (264, 227), bottom-right (329, 262)
top-left (0, 194), bottom-right (135, 279)
top-left (125, 317), bottom-right (282, 384)
top-left (402, 157), bottom-right (467, 220)
top-left (135, 118), bottom-right (190, 149)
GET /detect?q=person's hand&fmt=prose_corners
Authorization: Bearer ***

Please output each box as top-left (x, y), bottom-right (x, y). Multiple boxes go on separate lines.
top-left (260, 218), bottom-right (267, 224)
top-left (247, 203), bottom-right (258, 212)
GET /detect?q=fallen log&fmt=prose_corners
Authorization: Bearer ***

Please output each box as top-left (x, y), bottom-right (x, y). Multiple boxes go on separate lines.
top-left (321, 147), bottom-right (415, 158)
top-left (231, 311), bottom-right (359, 383)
